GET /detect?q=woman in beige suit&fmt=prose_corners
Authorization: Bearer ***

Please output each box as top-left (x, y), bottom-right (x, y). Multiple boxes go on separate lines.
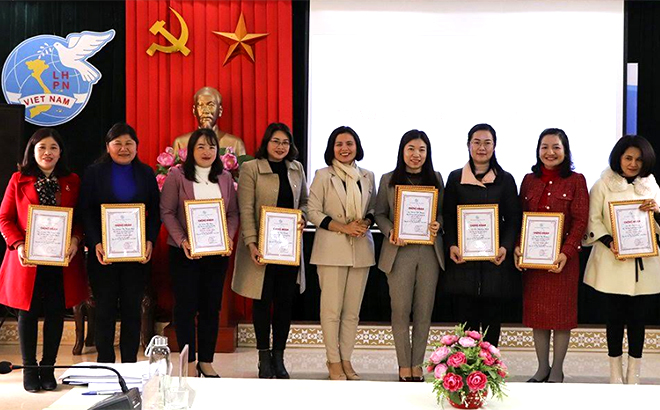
top-left (375, 130), bottom-right (445, 382)
top-left (308, 126), bottom-right (377, 380)
top-left (231, 123), bottom-right (308, 379)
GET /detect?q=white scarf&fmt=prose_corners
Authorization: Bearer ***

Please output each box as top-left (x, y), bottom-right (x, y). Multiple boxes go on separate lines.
top-left (332, 159), bottom-right (362, 221)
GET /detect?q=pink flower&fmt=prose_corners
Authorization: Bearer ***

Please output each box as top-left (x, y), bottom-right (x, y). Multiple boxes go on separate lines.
top-left (446, 352), bottom-right (467, 368)
top-left (434, 363), bottom-right (448, 380)
top-left (221, 152), bottom-right (238, 171)
top-left (466, 371), bottom-right (488, 391)
top-left (479, 341), bottom-right (492, 350)
top-left (497, 368), bottom-right (507, 378)
top-left (479, 350), bottom-right (496, 366)
top-left (429, 346), bottom-right (450, 364)
top-left (157, 151), bottom-right (175, 167)
top-left (165, 147), bottom-right (174, 155)
top-left (225, 146), bottom-right (235, 155)
top-left (441, 335), bottom-right (459, 346)
top-left (466, 330), bottom-right (482, 340)
top-left (177, 148), bottom-right (187, 162)
top-left (459, 337), bottom-right (476, 348)
top-left (156, 174), bottom-right (166, 191)
top-left (488, 345), bottom-right (501, 357)
top-left (427, 365), bottom-right (435, 373)
top-left (442, 373), bottom-right (464, 392)
top-left (498, 361), bottom-right (508, 371)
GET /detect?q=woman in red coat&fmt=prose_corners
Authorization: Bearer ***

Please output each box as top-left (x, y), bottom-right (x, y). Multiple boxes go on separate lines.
top-left (0, 128), bottom-right (87, 392)
top-left (514, 128), bottom-right (589, 383)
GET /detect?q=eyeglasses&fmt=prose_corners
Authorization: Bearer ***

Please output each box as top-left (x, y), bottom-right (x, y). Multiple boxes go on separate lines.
top-left (470, 140), bottom-right (494, 148)
top-left (269, 139), bottom-right (290, 147)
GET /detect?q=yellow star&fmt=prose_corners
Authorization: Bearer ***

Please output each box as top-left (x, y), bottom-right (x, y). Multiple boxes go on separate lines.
top-left (213, 12), bottom-right (269, 66)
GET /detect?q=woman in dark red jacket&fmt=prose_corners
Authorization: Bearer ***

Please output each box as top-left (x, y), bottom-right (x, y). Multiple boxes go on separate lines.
top-left (514, 128), bottom-right (589, 383)
top-left (0, 128), bottom-right (87, 392)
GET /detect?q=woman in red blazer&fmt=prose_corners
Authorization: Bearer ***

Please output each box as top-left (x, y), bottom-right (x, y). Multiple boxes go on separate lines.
top-left (514, 128), bottom-right (589, 383)
top-left (0, 128), bottom-right (87, 392)
top-left (160, 128), bottom-right (238, 378)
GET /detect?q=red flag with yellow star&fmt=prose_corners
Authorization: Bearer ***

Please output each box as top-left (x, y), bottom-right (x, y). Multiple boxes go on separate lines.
top-left (126, 0), bottom-right (292, 164)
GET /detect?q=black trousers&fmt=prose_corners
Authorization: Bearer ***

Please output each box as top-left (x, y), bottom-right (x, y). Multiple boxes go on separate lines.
top-left (604, 293), bottom-right (652, 358)
top-left (18, 266), bottom-right (65, 366)
top-left (169, 246), bottom-right (228, 363)
top-left (88, 258), bottom-right (148, 363)
top-left (453, 295), bottom-right (502, 347)
top-left (252, 264), bottom-right (298, 351)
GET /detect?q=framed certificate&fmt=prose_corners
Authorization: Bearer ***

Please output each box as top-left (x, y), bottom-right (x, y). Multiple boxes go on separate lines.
top-left (519, 212), bottom-right (564, 270)
top-left (24, 205), bottom-right (73, 266)
top-left (393, 185), bottom-right (438, 245)
top-left (101, 203), bottom-right (146, 263)
top-left (258, 206), bottom-right (302, 266)
top-left (609, 200), bottom-right (659, 260)
top-left (184, 199), bottom-right (231, 257)
top-left (457, 204), bottom-right (499, 261)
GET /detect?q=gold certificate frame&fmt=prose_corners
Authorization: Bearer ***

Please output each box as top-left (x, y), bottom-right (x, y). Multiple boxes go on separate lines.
top-left (24, 205), bottom-right (73, 267)
top-left (457, 204), bottom-right (499, 261)
top-left (258, 206), bottom-right (302, 266)
top-left (101, 203), bottom-right (146, 263)
top-left (393, 185), bottom-right (439, 245)
top-left (184, 198), bottom-right (231, 257)
top-left (609, 199), bottom-right (659, 260)
top-left (519, 212), bottom-right (564, 270)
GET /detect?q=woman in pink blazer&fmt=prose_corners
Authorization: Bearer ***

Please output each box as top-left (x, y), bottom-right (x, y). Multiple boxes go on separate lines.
top-left (160, 129), bottom-right (239, 378)
top-left (0, 128), bottom-right (87, 392)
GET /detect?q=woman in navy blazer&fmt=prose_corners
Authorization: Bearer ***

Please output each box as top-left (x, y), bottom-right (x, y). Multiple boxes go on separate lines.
top-left (79, 123), bottom-right (161, 364)
top-left (160, 128), bottom-right (239, 377)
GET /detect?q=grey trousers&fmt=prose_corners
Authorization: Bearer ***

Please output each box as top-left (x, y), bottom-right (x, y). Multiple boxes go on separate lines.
top-left (317, 265), bottom-right (370, 363)
top-left (387, 244), bottom-right (439, 367)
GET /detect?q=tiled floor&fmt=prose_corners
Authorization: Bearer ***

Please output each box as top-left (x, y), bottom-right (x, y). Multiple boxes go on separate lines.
top-left (1, 344), bottom-right (659, 410)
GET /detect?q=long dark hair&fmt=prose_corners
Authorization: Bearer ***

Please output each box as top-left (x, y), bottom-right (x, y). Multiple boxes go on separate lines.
top-left (609, 135), bottom-right (656, 178)
top-left (20, 128), bottom-right (71, 177)
top-left (182, 128), bottom-right (224, 183)
top-left (96, 122), bottom-right (142, 164)
top-left (389, 129), bottom-right (442, 189)
top-left (323, 126), bottom-right (364, 166)
top-left (467, 123), bottom-right (502, 175)
top-left (531, 128), bottom-right (574, 178)
top-left (254, 122), bottom-right (299, 161)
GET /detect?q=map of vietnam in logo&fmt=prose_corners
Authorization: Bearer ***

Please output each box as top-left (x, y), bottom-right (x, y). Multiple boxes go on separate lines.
top-left (2, 29), bottom-right (115, 126)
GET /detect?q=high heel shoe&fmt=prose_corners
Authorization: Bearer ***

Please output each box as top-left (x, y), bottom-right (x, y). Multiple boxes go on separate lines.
top-left (398, 367), bottom-right (412, 382)
top-left (326, 361), bottom-right (347, 381)
top-left (527, 368), bottom-right (551, 383)
top-left (411, 366), bottom-right (425, 382)
top-left (341, 360), bottom-right (360, 381)
top-left (23, 368), bottom-right (41, 393)
top-left (39, 365), bottom-right (57, 391)
top-left (196, 362), bottom-right (220, 378)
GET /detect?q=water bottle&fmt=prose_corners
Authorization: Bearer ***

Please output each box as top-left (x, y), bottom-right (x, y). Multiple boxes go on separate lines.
top-left (143, 335), bottom-right (173, 410)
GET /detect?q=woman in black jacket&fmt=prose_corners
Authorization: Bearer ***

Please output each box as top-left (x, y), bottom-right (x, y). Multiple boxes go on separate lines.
top-left (79, 123), bottom-right (161, 363)
top-left (442, 123), bottom-right (521, 346)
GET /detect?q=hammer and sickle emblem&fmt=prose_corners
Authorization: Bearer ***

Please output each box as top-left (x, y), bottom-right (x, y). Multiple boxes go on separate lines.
top-left (146, 7), bottom-right (190, 56)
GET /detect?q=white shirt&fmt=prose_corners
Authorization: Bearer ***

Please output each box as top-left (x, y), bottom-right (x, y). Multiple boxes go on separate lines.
top-left (193, 165), bottom-right (222, 200)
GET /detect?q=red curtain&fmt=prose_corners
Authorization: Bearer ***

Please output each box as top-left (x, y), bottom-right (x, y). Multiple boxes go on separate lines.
top-left (126, 0), bottom-right (292, 325)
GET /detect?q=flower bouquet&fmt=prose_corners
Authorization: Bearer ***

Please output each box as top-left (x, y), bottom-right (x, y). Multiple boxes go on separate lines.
top-left (155, 147), bottom-right (187, 191)
top-left (425, 325), bottom-right (507, 409)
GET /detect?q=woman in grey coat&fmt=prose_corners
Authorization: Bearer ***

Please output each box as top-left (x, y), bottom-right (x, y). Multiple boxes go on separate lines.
top-left (375, 130), bottom-right (445, 382)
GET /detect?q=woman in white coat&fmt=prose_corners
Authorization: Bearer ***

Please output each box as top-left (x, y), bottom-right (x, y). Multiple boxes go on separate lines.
top-left (583, 135), bottom-right (660, 385)
top-left (308, 126), bottom-right (376, 380)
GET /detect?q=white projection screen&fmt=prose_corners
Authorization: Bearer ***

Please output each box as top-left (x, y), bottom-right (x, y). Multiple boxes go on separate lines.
top-left (308, 0), bottom-right (624, 188)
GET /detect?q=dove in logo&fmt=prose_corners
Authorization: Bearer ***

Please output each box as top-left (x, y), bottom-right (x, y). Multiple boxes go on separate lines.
top-left (52, 30), bottom-right (115, 83)
top-left (2, 29), bottom-right (115, 126)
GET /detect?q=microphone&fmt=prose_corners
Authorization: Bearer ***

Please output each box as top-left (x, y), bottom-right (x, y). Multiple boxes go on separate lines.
top-left (0, 361), bottom-right (141, 410)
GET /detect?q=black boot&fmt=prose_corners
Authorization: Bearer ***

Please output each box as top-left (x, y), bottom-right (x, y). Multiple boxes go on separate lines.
top-left (23, 367), bottom-right (41, 393)
top-left (271, 350), bottom-right (290, 379)
top-left (258, 350), bottom-right (275, 379)
top-left (39, 363), bottom-right (57, 391)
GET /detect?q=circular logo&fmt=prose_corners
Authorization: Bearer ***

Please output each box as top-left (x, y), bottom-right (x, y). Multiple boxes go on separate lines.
top-left (2, 30), bottom-right (115, 126)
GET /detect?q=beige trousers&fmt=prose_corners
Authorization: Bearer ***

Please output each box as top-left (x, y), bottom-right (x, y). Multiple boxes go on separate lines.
top-left (317, 265), bottom-right (370, 363)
